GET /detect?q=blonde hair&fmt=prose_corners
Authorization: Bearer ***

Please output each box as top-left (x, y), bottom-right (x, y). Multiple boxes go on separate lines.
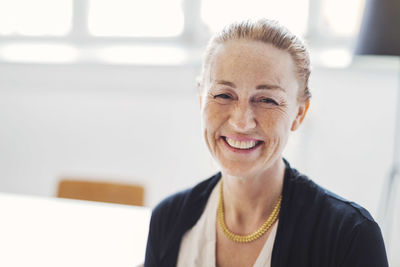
top-left (199, 19), bottom-right (311, 102)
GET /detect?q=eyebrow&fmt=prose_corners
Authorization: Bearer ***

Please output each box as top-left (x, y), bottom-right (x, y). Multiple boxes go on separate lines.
top-left (216, 80), bottom-right (235, 87)
top-left (256, 84), bottom-right (286, 92)
top-left (215, 79), bottom-right (286, 92)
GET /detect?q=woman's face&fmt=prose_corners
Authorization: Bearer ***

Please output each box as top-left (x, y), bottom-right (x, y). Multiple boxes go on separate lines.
top-left (200, 40), bottom-right (309, 178)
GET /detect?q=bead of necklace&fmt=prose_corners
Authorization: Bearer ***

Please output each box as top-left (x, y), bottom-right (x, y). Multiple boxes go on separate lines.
top-left (217, 179), bottom-right (282, 243)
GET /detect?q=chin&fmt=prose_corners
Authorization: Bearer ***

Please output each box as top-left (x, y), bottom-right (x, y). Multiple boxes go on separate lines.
top-left (217, 156), bottom-right (282, 179)
top-left (218, 162), bottom-right (262, 178)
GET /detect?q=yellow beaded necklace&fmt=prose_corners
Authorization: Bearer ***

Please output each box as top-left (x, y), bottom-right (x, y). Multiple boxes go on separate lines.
top-left (217, 179), bottom-right (282, 243)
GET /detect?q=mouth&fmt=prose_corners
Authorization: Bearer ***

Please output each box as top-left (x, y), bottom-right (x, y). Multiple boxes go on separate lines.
top-left (222, 136), bottom-right (263, 151)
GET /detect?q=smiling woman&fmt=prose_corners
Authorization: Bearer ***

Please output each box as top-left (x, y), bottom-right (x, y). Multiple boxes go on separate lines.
top-left (200, 40), bottom-right (307, 180)
top-left (144, 19), bottom-right (388, 267)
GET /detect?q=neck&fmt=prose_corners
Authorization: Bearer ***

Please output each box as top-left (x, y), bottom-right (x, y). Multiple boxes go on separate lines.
top-left (221, 158), bottom-right (285, 229)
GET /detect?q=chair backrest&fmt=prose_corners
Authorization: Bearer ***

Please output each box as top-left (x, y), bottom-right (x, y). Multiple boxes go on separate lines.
top-left (57, 179), bottom-right (145, 206)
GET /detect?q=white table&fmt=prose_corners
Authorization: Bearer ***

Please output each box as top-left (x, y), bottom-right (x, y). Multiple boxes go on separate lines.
top-left (0, 192), bottom-right (151, 267)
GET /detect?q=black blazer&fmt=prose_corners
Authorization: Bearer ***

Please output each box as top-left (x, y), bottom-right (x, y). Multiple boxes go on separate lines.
top-left (145, 160), bottom-right (388, 267)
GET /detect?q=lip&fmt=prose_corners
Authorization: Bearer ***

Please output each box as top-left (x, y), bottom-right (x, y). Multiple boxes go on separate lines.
top-left (221, 136), bottom-right (264, 154)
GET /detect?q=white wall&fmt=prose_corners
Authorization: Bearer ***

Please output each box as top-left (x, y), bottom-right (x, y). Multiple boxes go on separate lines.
top-left (0, 62), bottom-right (217, 206)
top-left (0, 58), bottom-right (399, 261)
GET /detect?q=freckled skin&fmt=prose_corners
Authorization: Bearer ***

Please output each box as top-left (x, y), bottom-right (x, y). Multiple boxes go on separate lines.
top-left (198, 40), bottom-right (309, 267)
top-left (200, 40), bottom-right (308, 179)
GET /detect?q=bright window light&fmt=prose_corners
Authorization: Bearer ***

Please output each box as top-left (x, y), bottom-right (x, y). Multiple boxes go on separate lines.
top-left (314, 48), bottom-right (352, 68)
top-left (201, 0), bottom-right (309, 37)
top-left (0, 43), bottom-right (78, 63)
top-left (96, 45), bottom-right (186, 65)
top-left (0, 0), bottom-right (72, 36)
top-left (88, 0), bottom-right (184, 37)
top-left (321, 0), bottom-right (365, 36)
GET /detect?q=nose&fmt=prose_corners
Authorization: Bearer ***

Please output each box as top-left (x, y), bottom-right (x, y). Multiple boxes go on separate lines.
top-left (228, 101), bottom-right (256, 132)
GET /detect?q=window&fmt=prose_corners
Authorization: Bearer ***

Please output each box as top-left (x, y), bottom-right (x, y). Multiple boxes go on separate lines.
top-left (88, 0), bottom-right (184, 37)
top-left (320, 0), bottom-right (365, 38)
top-left (0, 0), bottom-right (72, 36)
top-left (201, 0), bottom-right (309, 37)
top-left (0, 0), bottom-right (368, 64)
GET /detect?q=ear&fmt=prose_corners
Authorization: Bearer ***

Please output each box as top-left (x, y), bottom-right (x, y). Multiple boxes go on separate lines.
top-left (291, 99), bottom-right (310, 131)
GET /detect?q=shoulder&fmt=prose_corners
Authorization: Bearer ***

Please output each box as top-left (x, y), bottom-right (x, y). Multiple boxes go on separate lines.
top-left (145, 172), bottom-right (221, 266)
top-left (151, 172), bottom-right (221, 228)
top-left (275, 161), bottom-right (388, 266)
top-left (285, 164), bottom-right (375, 225)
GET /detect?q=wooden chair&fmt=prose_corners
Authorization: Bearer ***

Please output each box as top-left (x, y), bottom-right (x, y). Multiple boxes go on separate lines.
top-left (57, 179), bottom-right (145, 206)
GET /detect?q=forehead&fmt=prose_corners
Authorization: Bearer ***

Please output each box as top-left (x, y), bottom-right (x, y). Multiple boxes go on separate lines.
top-left (209, 40), bottom-right (298, 88)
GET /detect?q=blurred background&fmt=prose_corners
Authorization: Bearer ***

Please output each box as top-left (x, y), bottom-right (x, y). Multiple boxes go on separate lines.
top-left (0, 0), bottom-right (399, 264)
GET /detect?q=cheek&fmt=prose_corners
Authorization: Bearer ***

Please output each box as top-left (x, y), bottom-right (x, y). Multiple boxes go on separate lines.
top-left (201, 102), bottom-right (229, 133)
top-left (256, 109), bottom-right (292, 136)
top-left (201, 103), bottom-right (229, 155)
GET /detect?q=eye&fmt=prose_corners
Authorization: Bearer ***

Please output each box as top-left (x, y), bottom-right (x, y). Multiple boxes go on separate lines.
top-left (213, 93), bottom-right (232, 100)
top-left (257, 98), bottom-right (279, 105)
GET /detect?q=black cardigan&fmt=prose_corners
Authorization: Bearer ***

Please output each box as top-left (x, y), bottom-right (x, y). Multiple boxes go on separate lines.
top-left (145, 160), bottom-right (388, 266)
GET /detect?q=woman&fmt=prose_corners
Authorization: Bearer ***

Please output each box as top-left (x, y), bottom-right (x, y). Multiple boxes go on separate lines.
top-left (145, 19), bottom-right (388, 267)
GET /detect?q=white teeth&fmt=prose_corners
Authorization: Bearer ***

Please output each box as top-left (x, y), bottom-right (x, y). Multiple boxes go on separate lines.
top-left (225, 137), bottom-right (257, 149)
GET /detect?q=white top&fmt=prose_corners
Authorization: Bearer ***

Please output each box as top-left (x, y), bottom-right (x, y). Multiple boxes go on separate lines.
top-left (177, 182), bottom-right (278, 267)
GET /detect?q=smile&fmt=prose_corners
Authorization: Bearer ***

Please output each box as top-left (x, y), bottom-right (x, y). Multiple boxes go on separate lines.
top-left (222, 136), bottom-right (263, 151)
